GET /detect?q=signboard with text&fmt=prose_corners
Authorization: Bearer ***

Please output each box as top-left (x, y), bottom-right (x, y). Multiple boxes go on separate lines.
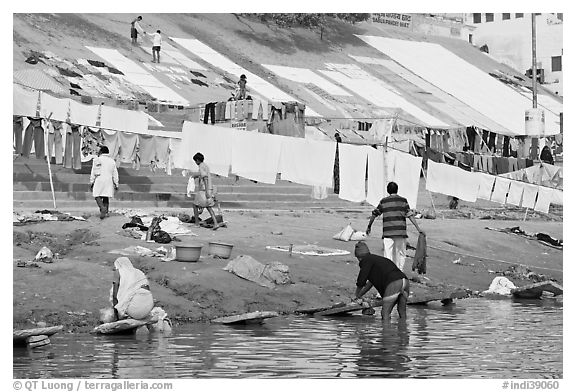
top-left (373, 13), bottom-right (413, 29)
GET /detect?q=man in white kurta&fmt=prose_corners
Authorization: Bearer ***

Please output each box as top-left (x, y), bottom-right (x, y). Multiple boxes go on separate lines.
top-left (90, 146), bottom-right (119, 219)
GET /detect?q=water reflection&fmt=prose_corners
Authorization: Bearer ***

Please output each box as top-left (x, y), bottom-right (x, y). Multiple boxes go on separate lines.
top-left (13, 298), bottom-right (562, 378)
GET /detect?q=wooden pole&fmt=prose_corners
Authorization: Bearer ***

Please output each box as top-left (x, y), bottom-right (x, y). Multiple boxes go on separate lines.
top-left (44, 112), bottom-right (56, 209)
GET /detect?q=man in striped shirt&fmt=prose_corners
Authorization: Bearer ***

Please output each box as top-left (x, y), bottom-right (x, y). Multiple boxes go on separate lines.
top-left (366, 182), bottom-right (425, 271)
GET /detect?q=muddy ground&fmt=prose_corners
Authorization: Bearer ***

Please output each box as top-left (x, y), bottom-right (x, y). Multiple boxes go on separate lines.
top-left (13, 206), bottom-right (563, 333)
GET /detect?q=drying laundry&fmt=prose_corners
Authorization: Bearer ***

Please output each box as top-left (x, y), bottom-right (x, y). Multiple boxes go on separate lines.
top-left (102, 129), bottom-right (120, 159)
top-left (100, 105), bottom-right (148, 134)
top-left (506, 180), bottom-right (524, 207)
top-left (68, 99), bottom-right (99, 126)
top-left (476, 172), bottom-right (496, 201)
top-left (534, 187), bottom-right (554, 214)
top-left (389, 150), bottom-right (423, 208)
top-left (39, 91), bottom-right (69, 122)
top-left (278, 137), bottom-right (336, 188)
top-left (368, 119), bottom-right (393, 141)
top-left (521, 183), bottom-right (539, 209)
top-left (550, 189), bottom-right (563, 206)
top-left (118, 132), bottom-right (138, 164)
top-left (190, 71), bottom-right (206, 78)
top-left (337, 143), bottom-right (369, 203)
top-left (490, 177), bottom-right (512, 204)
top-left (230, 131), bottom-right (283, 184)
top-left (426, 160), bottom-right (479, 203)
top-left (63, 124), bottom-right (82, 169)
top-left (365, 147), bottom-right (386, 207)
top-left (13, 84), bottom-right (40, 117)
top-left (81, 127), bottom-right (104, 162)
top-left (175, 121), bottom-right (232, 177)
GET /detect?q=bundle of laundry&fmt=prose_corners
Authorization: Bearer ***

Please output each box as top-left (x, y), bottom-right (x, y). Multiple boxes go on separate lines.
top-left (333, 223), bottom-right (367, 242)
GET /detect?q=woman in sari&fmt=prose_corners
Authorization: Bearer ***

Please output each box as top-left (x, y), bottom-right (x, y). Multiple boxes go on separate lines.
top-left (111, 257), bottom-right (154, 321)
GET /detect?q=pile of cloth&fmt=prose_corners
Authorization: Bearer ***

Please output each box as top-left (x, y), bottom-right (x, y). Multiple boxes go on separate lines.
top-left (485, 226), bottom-right (562, 250)
top-left (13, 210), bottom-right (86, 225)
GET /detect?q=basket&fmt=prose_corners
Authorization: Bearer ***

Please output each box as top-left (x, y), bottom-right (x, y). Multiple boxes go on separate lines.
top-left (208, 242), bottom-right (234, 259)
top-left (175, 244), bottom-right (202, 262)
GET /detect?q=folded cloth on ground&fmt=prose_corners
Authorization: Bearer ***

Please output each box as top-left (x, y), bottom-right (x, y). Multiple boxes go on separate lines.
top-left (266, 245), bottom-right (350, 256)
top-left (223, 255), bottom-right (291, 288)
top-left (108, 246), bottom-right (164, 257)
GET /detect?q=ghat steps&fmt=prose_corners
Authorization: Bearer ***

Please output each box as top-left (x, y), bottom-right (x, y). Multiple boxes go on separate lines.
top-left (13, 156), bottom-right (363, 211)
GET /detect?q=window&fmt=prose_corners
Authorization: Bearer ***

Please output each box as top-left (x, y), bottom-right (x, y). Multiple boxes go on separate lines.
top-left (485, 13), bottom-right (494, 22)
top-left (473, 13), bottom-right (482, 23)
top-left (515, 13), bottom-right (524, 18)
top-left (551, 56), bottom-right (562, 72)
top-left (502, 13), bottom-right (511, 20)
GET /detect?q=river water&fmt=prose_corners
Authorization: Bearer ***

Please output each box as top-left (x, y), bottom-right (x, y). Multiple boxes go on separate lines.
top-left (14, 298), bottom-right (562, 378)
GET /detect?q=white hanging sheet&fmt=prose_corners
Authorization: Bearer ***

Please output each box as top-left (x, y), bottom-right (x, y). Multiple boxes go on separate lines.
top-left (506, 180), bottom-right (524, 207)
top-left (389, 150), bottom-right (423, 208)
top-left (39, 92), bottom-right (69, 122)
top-left (100, 105), bottom-right (148, 134)
top-left (278, 138), bottom-right (336, 188)
top-left (534, 186), bottom-right (554, 214)
top-left (230, 131), bottom-right (283, 184)
top-left (491, 177), bottom-right (512, 204)
top-left (13, 84), bottom-right (40, 117)
top-left (366, 147), bottom-right (386, 207)
top-left (426, 160), bottom-right (479, 203)
top-left (338, 143), bottom-right (368, 203)
top-left (175, 121), bottom-right (232, 177)
top-left (521, 183), bottom-right (539, 209)
top-left (476, 172), bottom-right (496, 201)
top-left (68, 99), bottom-right (99, 126)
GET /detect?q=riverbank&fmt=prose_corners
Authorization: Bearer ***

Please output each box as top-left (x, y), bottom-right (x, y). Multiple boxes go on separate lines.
top-left (13, 206), bottom-right (563, 333)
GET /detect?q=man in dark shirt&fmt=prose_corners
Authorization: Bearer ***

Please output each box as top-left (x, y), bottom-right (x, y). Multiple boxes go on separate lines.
top-left (353, 241), bottom-right (410, 321)
top-left (366, 181), bottom-right (425, 271)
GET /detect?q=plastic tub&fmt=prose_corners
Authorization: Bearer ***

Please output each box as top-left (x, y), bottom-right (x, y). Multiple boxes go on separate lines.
top-left (208, 242), bottom-right (234, 259)
top-left (175, 244), bottom-right (202, 262)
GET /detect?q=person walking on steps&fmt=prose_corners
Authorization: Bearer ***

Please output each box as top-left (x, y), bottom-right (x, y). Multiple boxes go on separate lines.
top-left (186, 152), bottom-right (224, 230)
top-left (90, 146), bottom-right (119, 219)
top-left (130, 16), bottom-right (145, 46)
top-left (366, 181), bottom-right (425, 271)
top-left (352, 241), bottom-right (410, 321)
top-left (151, 30), bottom-right (162, 63)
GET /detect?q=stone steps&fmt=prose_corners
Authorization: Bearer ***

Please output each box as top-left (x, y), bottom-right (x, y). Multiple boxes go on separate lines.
top-left (13, 199), bottom-right (361, 210)
top-left (13, 156), bottom-right (354, 210)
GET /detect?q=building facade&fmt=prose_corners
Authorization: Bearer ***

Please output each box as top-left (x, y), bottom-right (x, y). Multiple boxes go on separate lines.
top-left (465, 13), bottom-right (563, 96)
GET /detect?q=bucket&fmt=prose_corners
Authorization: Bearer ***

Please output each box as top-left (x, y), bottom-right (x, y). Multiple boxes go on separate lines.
top-left (208, 242), bottom-right (234, 259)
top-left (175, 244), bottom-right (202, 262)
